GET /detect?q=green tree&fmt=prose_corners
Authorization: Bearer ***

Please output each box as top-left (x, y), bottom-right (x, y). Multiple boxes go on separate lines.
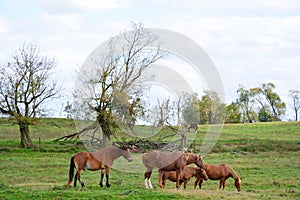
top-left (0, 44), bottom-right (58, 148)
top-left (236, 85), bottom-right (256, 123)
top-left (182, 94), bottom-right (200, 125)
top-left (250, 87), bottom-right (272, 122)
top-left (258, 83), bottom-right (286, 121)
top-left (225, 102), bottom-right (241, 123)
top-left (199, 91), bottom-right (226, 124)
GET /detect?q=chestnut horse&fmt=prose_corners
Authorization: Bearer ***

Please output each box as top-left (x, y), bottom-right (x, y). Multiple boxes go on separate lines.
top-left (159, 166), bottom-right (208, 189)
top-left (66, 144), bottom-right (132, 188)
top-left (142, 150), bottom-right (205, 189)
top-left (195, 163), bottom-right (241, 192)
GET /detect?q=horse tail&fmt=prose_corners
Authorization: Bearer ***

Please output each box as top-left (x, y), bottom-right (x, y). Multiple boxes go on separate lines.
top-left (67, 156), bottom-right (75, 188)
top-left (225, 164), bottom-right (239, 180)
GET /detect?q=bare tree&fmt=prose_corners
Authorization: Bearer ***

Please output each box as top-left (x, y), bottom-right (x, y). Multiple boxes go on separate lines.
top-left (0, 44), bottom-right (58, 148)
top-left (156, 98), bottom-right (171, 127)
top-left (64, 22), bottom-right (166, 147)
top-left (289, 89), bottom-right (300, 121)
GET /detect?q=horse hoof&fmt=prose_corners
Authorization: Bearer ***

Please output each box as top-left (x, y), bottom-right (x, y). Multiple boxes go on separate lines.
top-left (100, 183), bottom-right (104, 188)
top-left (106, 184), bottom-right (111, 188)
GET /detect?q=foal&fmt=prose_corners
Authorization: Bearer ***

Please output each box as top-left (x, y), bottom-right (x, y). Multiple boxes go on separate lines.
top-left (66, 144), bottom-right (132, 188)
top-left (159, 166), bottom-right (208, 189)
top-left (195, 163), bottom-right (242, 192)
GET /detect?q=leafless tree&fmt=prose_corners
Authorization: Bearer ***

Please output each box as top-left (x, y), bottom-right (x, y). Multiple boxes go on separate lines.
top-left (289, 89), bottom-right (300, 121)
top-left (0, 44), bottom-right (58, 148)
top-left (60, 22), bottom-right (166, 147)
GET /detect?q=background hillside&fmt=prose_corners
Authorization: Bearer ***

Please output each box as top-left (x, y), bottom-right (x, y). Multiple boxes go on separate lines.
top-left (0, 118), bottom-right (299, 199)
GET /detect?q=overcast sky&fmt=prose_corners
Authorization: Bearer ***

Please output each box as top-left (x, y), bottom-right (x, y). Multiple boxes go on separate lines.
top-left (0, 0), bottom-right (299, 119)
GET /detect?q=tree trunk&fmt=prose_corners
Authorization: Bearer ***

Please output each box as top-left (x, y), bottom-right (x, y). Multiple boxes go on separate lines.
top-left (179, 131), bottom-right (187, 151)
top-left (101, 122), bottom-right (111, 148)
top-left (19, 123), bottom-right (34, 148)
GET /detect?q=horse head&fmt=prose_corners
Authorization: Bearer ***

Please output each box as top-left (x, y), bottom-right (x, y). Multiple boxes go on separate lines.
top-left (195, 155), bottom-right (205, 170)
top-left (113, 143), bottom-right (133, 162)
top-left (235, 177), bottom-right (241, 192)
top-left (196, 167), bottom-right (208, 180)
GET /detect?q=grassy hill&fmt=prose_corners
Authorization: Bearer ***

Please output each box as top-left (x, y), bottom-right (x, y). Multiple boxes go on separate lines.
top-left (0, 118), bottom-right (299, 199)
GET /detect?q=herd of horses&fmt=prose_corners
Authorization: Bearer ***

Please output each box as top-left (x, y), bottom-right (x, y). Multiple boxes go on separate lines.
top-left (66, 143), bottom-right (241, 192)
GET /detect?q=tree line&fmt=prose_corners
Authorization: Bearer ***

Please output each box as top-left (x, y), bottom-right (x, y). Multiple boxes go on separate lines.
top-left (151, 84), bottom-right (299, 127)
top-left (0, 23), bottom-right (299, 148)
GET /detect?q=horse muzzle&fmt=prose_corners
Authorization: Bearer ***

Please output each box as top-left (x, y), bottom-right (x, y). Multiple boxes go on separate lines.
top-left (128, 158), bottom-right (133, 162)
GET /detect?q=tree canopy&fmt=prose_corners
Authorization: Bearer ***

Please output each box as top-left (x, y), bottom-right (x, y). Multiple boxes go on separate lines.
top-left (0, 44), bottom-right (58, 147)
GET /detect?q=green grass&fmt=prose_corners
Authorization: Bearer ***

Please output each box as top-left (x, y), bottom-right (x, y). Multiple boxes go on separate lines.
top-left (0, 118), bottom-right (299, 199)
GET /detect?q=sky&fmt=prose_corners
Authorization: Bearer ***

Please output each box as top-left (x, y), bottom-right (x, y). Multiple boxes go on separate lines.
top-left (0, 0), bottom-right (299, 120)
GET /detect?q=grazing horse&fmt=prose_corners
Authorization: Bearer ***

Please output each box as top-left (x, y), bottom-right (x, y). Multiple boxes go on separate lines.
top-left (142, 150), bottom-right (205, 189)
top-left (66, 144), bottom-right (132, 188)
top-left (188, 123), bottom-right (198, 132)
top-left (159, 166), bottom-right (208, 189)
top-left (195, 163), bottom-right (241, 192)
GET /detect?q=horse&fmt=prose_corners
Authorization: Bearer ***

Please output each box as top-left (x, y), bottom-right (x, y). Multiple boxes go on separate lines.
top-left (194, 163), bottom-right (241, 192)
top-left (188, 123), bottom-right (198, 132)
top-left (66, 144), bottom-right (132, 188)
top-left (158, 166), bottom-right (208, 189)
top-left (142, 150), bottom-right (205, 189)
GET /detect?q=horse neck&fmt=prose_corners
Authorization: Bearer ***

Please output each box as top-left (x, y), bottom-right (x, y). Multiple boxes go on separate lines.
top-left (106, 146), bottom-right (123, 162)
top-left (185, 153), bottom-right (197, 164)
top-left (226, 165), bottom-right (239, 180)
top-left (189, 167), bottom-right (197, 176)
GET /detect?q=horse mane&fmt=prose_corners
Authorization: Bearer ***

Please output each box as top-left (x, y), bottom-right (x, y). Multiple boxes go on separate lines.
top-left (183, 153), bottom-right (197, 162)
top-left (224, 164), bottom-right (239, 180)
top-left (186, 166), bottom-right (195, 174)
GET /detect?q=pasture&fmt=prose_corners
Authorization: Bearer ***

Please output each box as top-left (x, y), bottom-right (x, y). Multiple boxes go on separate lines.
top-left (0, 118), bottom-right (299, 199)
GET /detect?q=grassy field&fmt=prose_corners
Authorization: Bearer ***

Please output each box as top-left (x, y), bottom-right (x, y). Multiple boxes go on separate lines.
top-left (0, 118), bottom-right (299, 199)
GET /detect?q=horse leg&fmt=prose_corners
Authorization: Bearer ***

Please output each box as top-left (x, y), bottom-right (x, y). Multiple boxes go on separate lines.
top-left (175, 169), bottom-right (181, 189)
top-left (194, 177), bottom-right (202, 189)
top-left (199, 178), bottom-right (203, 189)
top-left (219, 179), bottom-right (225, 190)
top-left (161, 177), bottom-right (166, 188)
top-left (144, 169), bottom-right (152, 189)
top-left (99, 169), bottom-right (104, 187)
top-left (105, 166), bottom-right (111, 188)
top-left (74, 171), bottom-right (78, 187)
top-left (183, 180), bottom-right (187, 189)
top-left (222, 179), bottom-right (226, 190)
top-left (158, 170), bottom-right (163, 188)
top-left (75, 169), bottom-right (85, 187)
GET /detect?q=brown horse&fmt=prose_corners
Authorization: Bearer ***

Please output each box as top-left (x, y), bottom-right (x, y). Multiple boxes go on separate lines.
top-left (142, 150), bottom-right (205, 189)
top-left (159, 166), bottom-right (208, 189)
top-left (194, 163), bottom-right (241, 192)
top-left (66, 144), bottom-right (132, 188)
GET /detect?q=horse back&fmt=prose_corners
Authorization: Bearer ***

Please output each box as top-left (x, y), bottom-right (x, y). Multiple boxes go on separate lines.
top-left (205, 164), bottom-right (229, 180)
top-left (160, 166), bottom-right (195, 182)
top-left (74, 152), bottom-right (103, 171)
top-left (143, 150), bottom-right (183, 170)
